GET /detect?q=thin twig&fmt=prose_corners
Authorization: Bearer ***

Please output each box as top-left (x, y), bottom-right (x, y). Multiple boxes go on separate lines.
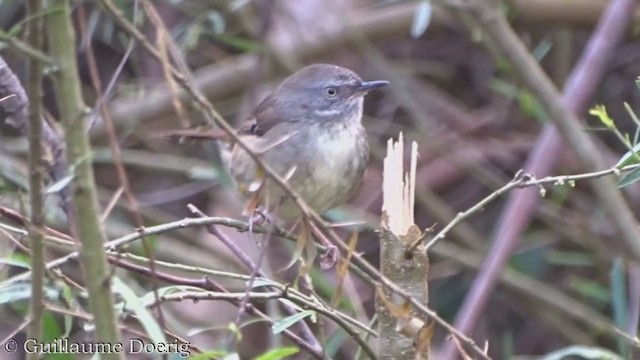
top-left (408, 164), bottom-right (640, 253)
top-left (0, 317), bottom-right (32, 348)
top-left (0, 31), bottom-right (56, 66)
top-left (142, 1), bottom-right (190, 128)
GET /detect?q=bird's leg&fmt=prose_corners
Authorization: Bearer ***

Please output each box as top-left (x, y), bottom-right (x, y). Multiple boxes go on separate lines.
top-left (247, 208), bottom-right (266, 249)
top-left (249, 193), bottom-right (286, 248)
top-left (249, 208), bottom-right (269, 228)
top-left (242, 187), bottom-right (263, 217)
top-left (246, 181), bottom-right (269, 248)
top-left (306, 218), bottom-right (339, 269)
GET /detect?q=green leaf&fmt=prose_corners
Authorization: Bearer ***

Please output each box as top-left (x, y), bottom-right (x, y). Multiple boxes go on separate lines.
top-left (250, 278), bottom-right (278, 289)
top-left (617, 167), bottom-right (640, 188)
top-left (539, 345), bottom-right (624, 360)
top-left (182, 22), bottom-right (204, 51)
top-left (139, 286), bottom-right (205, 306)
top-left (532, 38), bottom-right (553, 62)
top-left (11, 252), bottom-right (31, 267)
top-left (545, 251), bottom-right (594, 267)
top-left (568, 278), bottom-right (609, 304)
top-left (517, 90), bottom-right (547, 120)
top-left (615, 142), bottom-right (640, 167)
top-left (589, 104), bottom-right (614, 129)
top-left (0, 283), bottom-right (60, 305)
top-left (255, 347), bottom-right (300, 360)
top-left (112, 277), bottom-right (166, 346)
top-left (229, 0), bottom-right (250, 11)
top-left (489, 79), bottom-right (547, 121)
top-left (187, 318), bottom-right (269, 337)
top-left (45, 153), bottom-right (92, 194)
top-left (41, 312), bottom-right (74, 360)
top-left (187, 350), bottom-right (228, 360)
top-left (611, 259), bottom-right (628, 327)
top-left (272, 310), bottom-right (315, 334)
top-left (45, 174), bottom-right (75, 194)
top-left (139, 234), bottom-right (159, 257)
top-left (510, 244), bottom-right (548, 278)
top-left (325, 328), bottom-right (348, 358)
top-left (61, 282), bottom-right (74, 338)
top-left (610, 258), bottom-right (630, 358)
top-left (188, 166), bottom-right (220, 180)
top-left (489, 79), bottom-right (519, 98)
top-left (223, 354), bottom-right (241, 360)
top-left (206, 11), bottom-right (226, 34)
top-left (214, 33), bottom-right (262, 53)
top-left (0, 257), bottom-right (31, 269)
top-left (410, 1), bottom-right (432, 38)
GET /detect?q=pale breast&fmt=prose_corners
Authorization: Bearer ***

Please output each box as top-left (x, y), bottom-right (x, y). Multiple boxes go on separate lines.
top-left (294, 122), bottom-right (369, 213)
top-left (223, 121), bottom-right (369, 218)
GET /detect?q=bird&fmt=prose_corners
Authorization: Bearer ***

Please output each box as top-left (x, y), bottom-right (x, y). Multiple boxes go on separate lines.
top-left (164, 63), bottom-right (388, 221)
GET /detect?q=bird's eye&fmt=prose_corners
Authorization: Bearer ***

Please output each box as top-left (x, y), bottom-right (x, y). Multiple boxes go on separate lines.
top-left (325, 87), bottom-right (338, 98)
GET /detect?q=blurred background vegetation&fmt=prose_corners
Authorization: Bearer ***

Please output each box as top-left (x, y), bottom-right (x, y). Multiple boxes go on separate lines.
top-left (2, 0), bottom-right (640, 359)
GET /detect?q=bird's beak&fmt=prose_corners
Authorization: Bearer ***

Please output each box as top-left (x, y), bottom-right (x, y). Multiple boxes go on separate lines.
top-left (356, 80), bottom-right (389, 93)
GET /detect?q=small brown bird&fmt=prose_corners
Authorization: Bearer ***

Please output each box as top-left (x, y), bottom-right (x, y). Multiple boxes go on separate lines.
top-left (167, 64), bottom-right (388, 220)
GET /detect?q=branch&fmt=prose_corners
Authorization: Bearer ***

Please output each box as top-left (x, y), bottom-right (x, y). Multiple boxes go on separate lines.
top-left (0, 31), bottom-right (56, 66)
top-left (46, 2), bottom-right (122, 357)
top-left (25, 0), bottom-right (45, 354)
top-left (408, 164), bottom-right (640, 252)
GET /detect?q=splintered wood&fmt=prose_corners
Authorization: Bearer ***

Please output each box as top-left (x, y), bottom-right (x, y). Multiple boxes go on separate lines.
top-left (378, 133), bottom-right (429, 360)
top-left (382, 132), bottom-right (418, 235)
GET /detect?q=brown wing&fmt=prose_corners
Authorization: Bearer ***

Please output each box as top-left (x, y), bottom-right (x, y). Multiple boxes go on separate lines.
top-left (237, 94), bottom-right (284, 137)
top-left (164, 94), bottom-right (287, 142)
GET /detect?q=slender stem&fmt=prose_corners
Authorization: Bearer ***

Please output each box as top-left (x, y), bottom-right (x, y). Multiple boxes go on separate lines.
top-left (409, 163), bottom-right (640, 259)
top-left (25, 0), bottom-right (45, 356)
top-left (46, 2), bottom-right (122, 358)
top-left (0, 31), bottom-right (56, 66)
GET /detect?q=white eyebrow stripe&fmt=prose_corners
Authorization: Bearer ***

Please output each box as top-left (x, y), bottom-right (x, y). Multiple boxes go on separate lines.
top-left (315, 109), bottom-right (341, 116)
